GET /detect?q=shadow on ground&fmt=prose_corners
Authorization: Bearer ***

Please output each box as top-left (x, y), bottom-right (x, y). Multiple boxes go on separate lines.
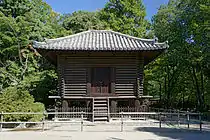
top-left (136, 127), bottom-right (210, 140)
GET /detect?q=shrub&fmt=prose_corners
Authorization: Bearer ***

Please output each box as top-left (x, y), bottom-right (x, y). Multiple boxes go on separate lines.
top-left (0, 86), bottom-right (45, 122)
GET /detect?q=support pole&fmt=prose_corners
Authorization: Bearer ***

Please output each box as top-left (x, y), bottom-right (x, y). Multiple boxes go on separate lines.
top-left (159, 113), bottom-right (162, 128)
top-left (111, 100), bottom-right (117, 118)
top-left (137, 54), bottom-right (144, 97)
top-left (0, 112), bottom-right (3, 132)
top-left (121, 112), bottom-right (124, 132)
top-left (92, 98), bottom-right (94, 122)
top-left (81, 112), bottom-right (84, 132)
top-left (42, 111), bottom-right (46, 132)
top-left (177, 110), bottom-right (180, 127)
top-left (107, 98), bottom-right (110, 122)
top-left (54, 99), bottom-right (58, 120)
top-left (199, 112), bottom-right (202, 131)
top-left (135, 99), bottom-right (140, 112)
top-left (187, 111), bottom-right (190, 129)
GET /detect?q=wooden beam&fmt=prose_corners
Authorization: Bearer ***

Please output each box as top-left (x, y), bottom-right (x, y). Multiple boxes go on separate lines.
top-left (87, 67), bottom-right (91, 96)
top-left (137, 53), bottom-right (144, 97)
top-left (111, 67), bottom-right (116, 95)
top-left (57, 55), bottom-right (65, 97)
top-left (62, 96), bottom-right (137, 99)
top-left (110, 100), bottom-right (117, 113)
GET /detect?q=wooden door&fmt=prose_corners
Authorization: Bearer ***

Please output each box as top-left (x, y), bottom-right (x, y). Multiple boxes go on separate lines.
top-left (91, 67), bottom-right (110, 95)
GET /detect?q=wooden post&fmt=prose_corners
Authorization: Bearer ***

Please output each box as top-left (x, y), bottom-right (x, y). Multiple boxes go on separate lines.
top-left (137, 54), bottom-right (144, 97)
top-left (135, 99), bottom-right (140, 112)
top-left (42, 111), bottom-right (45, 132)
top-left (92, 98), bottom-right (94, 122)
top-left (81, 112), bottom-right (84, 132)
top-left (62, 100), bottom-right (69, 118)
top-left (121, 112), bottom-right (124, 132)
top-left (177, 110), bottom-right (180, 127)
top-left (111, 67), bottom-right (115, 95)
top-left (137, 77), bottom-right (140, 97)
top-left (159, 113), bottom-right (162, 128)
top-left (199, 112), bottom-right (202, 131)
top-left (0, 112), bottom-right (3, 132)
top-left (107, 98), bottom-right (110, 122)
top-left (111, 100), bottom-right (117, 118)
top-left (158, 108), bottom-right (160, 120)
top-left (54, 99), bottom-right (58, 120)
top-left (187, 111), bottom-right (190, 129)
top-left (87, 67), bottom-right (91, 96)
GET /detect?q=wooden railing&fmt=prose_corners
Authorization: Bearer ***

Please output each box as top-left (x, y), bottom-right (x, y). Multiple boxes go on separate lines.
top-left (56, 107), bottom-right (91, 119)
top-left (0, 111), bottom-right (207, 132)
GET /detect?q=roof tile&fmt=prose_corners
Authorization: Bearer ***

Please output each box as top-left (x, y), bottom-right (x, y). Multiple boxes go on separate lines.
top-left (33, 30), bottom-right (168, 51)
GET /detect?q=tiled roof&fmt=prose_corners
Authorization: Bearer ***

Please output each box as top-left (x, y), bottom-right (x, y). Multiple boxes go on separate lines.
top-left (33, 30), bottom-right (168, 51)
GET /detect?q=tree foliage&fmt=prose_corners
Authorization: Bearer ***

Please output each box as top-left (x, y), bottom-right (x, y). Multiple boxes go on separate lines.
top-left (0, 0), bottom-right (69, 120)
top-left (0, 86), bottom-right (44, 121)
top-left (63, 11), bottom-right (106, 33)
top-left (0, 0), bottom-right (209, 121)
top-left (100, 0), bottom-right (149, 37)
top-left (146, 0), bottom-right (210, 111)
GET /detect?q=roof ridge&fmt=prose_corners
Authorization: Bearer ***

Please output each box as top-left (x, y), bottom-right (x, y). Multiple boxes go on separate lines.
top-left (45, 30), bottom-right (91, 42)
top-left (88, 30), bottom-right (159, 43)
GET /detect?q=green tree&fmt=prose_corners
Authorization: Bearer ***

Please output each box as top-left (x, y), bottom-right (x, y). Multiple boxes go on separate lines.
top-left (0, 0), bottom-right (31, 18)
top-left (63, 11), bottom-right (106, 34)
top-left (0, 0), bottom-right (69, 115)
top-left (147, 0), bottom-right (210, 111)
top-left (100, 0), bottom-right (149, 37)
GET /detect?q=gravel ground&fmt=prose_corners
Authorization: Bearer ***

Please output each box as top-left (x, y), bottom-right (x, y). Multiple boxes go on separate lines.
top-left (1, 130), bottom-right (210, 140)
top-left (1, 119), bottom-right (210, 140)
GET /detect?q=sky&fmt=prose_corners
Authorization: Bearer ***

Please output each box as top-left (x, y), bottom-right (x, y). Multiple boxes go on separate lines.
top-left (43, 0), bottom-right (169, 21)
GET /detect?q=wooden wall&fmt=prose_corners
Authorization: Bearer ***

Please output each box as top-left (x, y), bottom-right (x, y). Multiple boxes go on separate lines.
top-left (57, 52), bottom-right (144, 98)
top-left (58, 56), bottom-right (87, 97)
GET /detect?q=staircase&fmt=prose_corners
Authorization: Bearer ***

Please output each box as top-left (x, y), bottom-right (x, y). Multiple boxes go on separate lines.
top-left (93, 98), bottom-right (109, 122)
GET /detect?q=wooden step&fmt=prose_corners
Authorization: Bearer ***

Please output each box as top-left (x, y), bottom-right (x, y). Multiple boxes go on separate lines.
top-left (94, 104), bottom-right (108, 107)
top-left (94, 112), bottom-right (108, 117)
top-left (94, 107), bottom-right (108, 110)
top-left (94, 100), bottom-right (107, 103)
top-left (94, 117), bottom-right (108, 121)
top-left (93, 97), bottom-right (108, 99)
top-left (93, 98), bottom-right (109, 122)
top-left (94, 110), bottom-right (108, 113)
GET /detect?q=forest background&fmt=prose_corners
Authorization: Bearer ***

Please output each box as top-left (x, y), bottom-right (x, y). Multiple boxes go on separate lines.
top-left (0, 0), bottom-right (209, 121)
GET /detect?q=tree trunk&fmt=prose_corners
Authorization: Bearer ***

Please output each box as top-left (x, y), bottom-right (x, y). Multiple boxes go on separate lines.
top-left (191, 66), bottom-right (204, 111)
top-left (159, 83), bottom-right (162, 104)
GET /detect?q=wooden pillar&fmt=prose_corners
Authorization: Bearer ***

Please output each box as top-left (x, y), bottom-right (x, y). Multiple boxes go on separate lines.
top-left (86, 100), bottom-right (91, 108)
top-left (142, 99), bottom-right (149, 112)
top-left (137, 54), bottom-right (144, 97)
top-left (54, 99), bottom-right (57, 111)
top-left (62, 100), bottom-right (69, 112)
top-left (87, 67), bottom-right (91, 96)
top-left (54, 99), bottom-right (58, 119)
top-left (135, 99), bottom-right (141, 111)
top-left (86, 100), bottom-right (92, 121)
top-left (111, 67), bottom-right (115, 95)
top-left (111, 100), bottom-right (117, 113)
top-left (57, 55), bottom-right (65, 97)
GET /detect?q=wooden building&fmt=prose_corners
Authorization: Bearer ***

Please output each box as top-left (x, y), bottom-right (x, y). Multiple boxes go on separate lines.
top-left (33, 30), bottom-right (168, 121)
